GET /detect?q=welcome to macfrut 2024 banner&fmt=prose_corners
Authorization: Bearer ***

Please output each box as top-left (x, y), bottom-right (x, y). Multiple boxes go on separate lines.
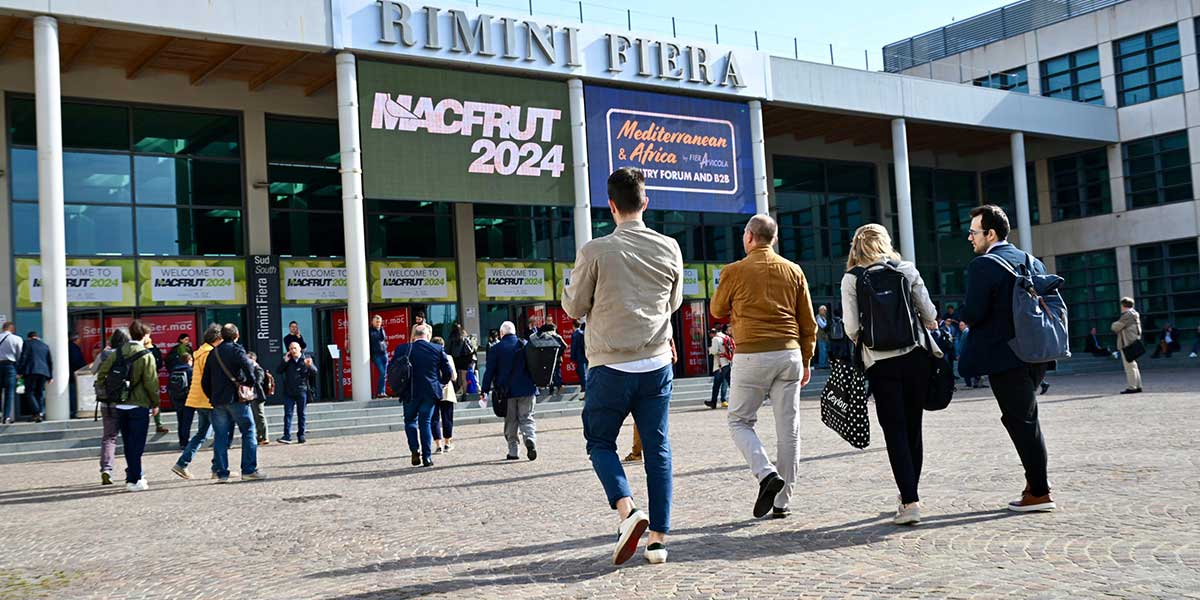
top-left (585, 85), bottom-right (755, 214)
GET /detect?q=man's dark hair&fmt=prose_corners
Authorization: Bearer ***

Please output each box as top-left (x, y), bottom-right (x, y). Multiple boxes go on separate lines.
top-left (607, 167), bottom-right (646, 214)
top-left (220, 323), bottom-right (239, 343)
top-left (202, 323), bottom-right (222, 345)
top-left (2, 322), bottom-right (14, 331)
top-left (970, 204), bottom-right (1010, 241)
top-left (177, 333), bottom-right (189, 343)
top-left (539, 323), bottom-right (557, 333)
top-left (108, 328), bottom-right (130, 349)
top-left (289, 321), bottom-right (298, 326)
top-left (128, 319), bottom-right (151, 341)
top-left (27, 331), bottom-right (38, 338)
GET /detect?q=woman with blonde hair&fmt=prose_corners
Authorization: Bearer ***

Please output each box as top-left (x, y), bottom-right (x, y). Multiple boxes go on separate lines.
top-left (841, 223), bottom-right (941, 526)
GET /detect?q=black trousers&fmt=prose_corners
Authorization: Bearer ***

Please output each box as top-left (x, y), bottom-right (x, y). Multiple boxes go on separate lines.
top-left (989, 363), bottom-right (1050, 496)
top-left (866, 350), bottom-right (931, 505)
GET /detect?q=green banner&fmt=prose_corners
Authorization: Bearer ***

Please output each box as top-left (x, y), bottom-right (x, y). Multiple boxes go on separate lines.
top-left (554, 262), bottom-right (573, 301)
top-left (683, 263), bottom-right (707, 299)
top-left (370, 260), bottom-right (458, 303)
top-left (359, 61), bottom-right (574, 207)
top-left (280, 259), bottom-right (347, 304)
top-left (15, 258), bottom-right (136, 308)
top-left (139, 259), bottom-right (246, 306)
top-left (705, 263), bottom-right (725, 299)
top-left (478, 261), bottom-right (553, 302)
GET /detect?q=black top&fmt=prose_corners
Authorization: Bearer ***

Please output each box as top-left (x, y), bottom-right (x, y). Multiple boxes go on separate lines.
top-left (284, 333), bottom-right (307, 352)
top-left (200, 341), bottom-right (258, 406)
top-left (17, 338), bottom-right (53, 378)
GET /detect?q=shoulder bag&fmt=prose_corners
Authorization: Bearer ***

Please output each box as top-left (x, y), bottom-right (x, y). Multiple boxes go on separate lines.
top-left (213, 347), bottom-right (256, 404)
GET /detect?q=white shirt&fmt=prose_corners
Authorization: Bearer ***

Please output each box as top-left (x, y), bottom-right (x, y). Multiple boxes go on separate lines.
top-left (709, 333), bottom-right (731, 369)
top-left (607, 352), bottom-right (672, 373)
top-left (987, 240), bottom-right (1011, 253)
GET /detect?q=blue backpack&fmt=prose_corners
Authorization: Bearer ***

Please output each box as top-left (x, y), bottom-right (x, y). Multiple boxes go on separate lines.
top-left (983, 253), bottom-right (1071, 364)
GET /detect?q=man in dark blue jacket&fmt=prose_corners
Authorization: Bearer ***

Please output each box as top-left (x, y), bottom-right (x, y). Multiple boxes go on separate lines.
top-left (275, 341), bottom-right (317, 444)
top-left (16, 331), bottom-right (52, 422)
top-left (200, 324), bottom-right (264, 483)
top-left (481, 321), bottom-right (539, 461)
top-left (390, 323), bottom-right (453, 467)
top-left (959, 205), bottom-right (1054, 513)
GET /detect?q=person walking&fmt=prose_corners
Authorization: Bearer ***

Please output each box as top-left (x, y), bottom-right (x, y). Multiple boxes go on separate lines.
top-left (200, 324), bottom-right (265, 483)
top-left (0, 322), bottom-right (24, 424)
top-left (563, 166), bottom-right (683, 565)
top-left (275, 342), bottom-right (316, 444)
top-left (172, 324), bottom-right (222, 481)
top-left (246, 352), bottom-right (271, 445)
top-left (168, 353), bottom-right (195, 449)
top-left (533, 323), bottom-right (568, 396)
top-left (446, 323), bottom-right (476, 396)
top-left (955, 321), bottom-right (980, 388)
top-left (16, 331), bottom-right (53, 422)
top-left (93, 330), bottom-right (126, 485)
top-left (481, 321), bottom-right (539, 461)
top-left (842, 224), bottom-right (941, 525)
top-left (391, 323), bottom-right (453, 467)
top-left (958, 205), bottom-right (1055, 512)
top-left (706, 325), bottom-right (732, 409)
top-left (167, 333), bottom-right (192, 370)
top-left (571, 320), bottom-right (587, 397)
top-left (1111, 297), bottom-right (1144, 394)
top-left (430, 336), bottom-right (458, 453)
top-left (143, 335), bottom-right (169, 435)
top-left (69, 333), bottom-right (86, 417)
top-left (711, 214), bottom-right (818, 521)
top-left (369, 315), bottom-right (389, 398)
top-left (815, 305), bottom-right (829, 369)
top-left (95, 321), bottom-right (159, 492)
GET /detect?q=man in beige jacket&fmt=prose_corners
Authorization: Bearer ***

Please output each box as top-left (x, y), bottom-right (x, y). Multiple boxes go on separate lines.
top-left (1111, 297), bottom-right (1144, 394)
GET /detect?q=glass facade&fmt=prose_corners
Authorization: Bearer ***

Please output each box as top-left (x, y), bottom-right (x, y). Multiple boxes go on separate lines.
top-left (980, 164), bottom-right (1040, 226)
top-left (1056, 249), bottom-right (1119, 352)
top-left (899, 166), bottom-right (978, 302)
top-left (267, 116), bottom-right (344, 257)
top-left (1123, 131), bottom-right (1192, 210)
top-left (1049, 148), bottom-right (1110, 221)
top-left (1041, 47), bottom-right (1104, 104)
top-left (1132, 240), bottom-right (1200, 344)
top-left (8, 97), bottom-right (244, 257)
top-left (1115, 25), bottom-right (1183, 106)
top-left (476, 205), bottom-right (570, 261)
top-left (973, 67), bottom-right (1029, 93)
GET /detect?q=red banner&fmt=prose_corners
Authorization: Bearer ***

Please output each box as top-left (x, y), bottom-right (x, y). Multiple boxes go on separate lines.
top-left (548, 307), bottom-right (580, 385)
top-left (104, 313), bottom-right (197, 409)
top-left (75, 316), bottom-right (104, 365)
top-left (681, 301), bottom-right (708, 377)
top-left (333, 309), bottom-right (352, 399)
top-left (374, 307), bottom-right (410, 397)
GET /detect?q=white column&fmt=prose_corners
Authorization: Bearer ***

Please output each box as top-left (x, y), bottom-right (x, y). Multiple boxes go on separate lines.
top-left (1010, 131), bottom-right (1033, 253)
top-left (35, 16), bottom-right (68, 421)
top-left (749, 100), bottom-right (769, 214)
top-left (890, 118), bottom-right (916, 262)
top-left (335, 53), bottom-right (371, 404)
top-left (567, 79), bottom-right (592, 252)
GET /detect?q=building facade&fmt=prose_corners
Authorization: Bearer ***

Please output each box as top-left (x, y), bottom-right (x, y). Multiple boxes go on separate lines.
top-left (1, 0), bottom-right (1128, 419)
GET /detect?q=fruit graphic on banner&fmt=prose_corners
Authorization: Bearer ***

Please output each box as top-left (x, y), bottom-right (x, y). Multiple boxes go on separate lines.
top-left (477, 261), bottom-right (553, 301)
top-left (281, 259), bottom-right (348, 304)
top-left (369, 260), bottom-right (457, 303)
top-left (139, 259), bottom-right (246, 306)
top-left (15, 258), bottom-right (136, 308)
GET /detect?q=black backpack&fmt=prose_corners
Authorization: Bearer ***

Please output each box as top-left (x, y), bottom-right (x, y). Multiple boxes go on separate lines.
top-left (828, 317), bottom-right (847, 342)
top-left (849, 261), bottom-right (919, 351)
top-left (525, 335), bottom-right (563, 388)
top-left (103, 348), bottom-right (151, 404)
top-left (386, 344), bottom-right (414, 403)
top-left (167, 369), bottom-right (190, 404)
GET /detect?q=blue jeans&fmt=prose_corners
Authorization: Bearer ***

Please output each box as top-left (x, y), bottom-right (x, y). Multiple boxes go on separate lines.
top-left (175, 408), bottom-right (215, 472)
top-left (372, 354), bottom-right (388, 396)
top-left (211, 402), bottom-right (258, 478)
top-left (710, 365), bottom-right (730, 405)
top-left (282, 390), bottom-right (308, 440)
top-left (24, 374), bottom-right (47, 415)
top-left (582, 364), bottom-right (673, 534)
top-left (576, 360), bottom-right (588, 392)
top-left (0, 363), bottom-right (17, 421)
top-left (116, 406), bottom-right (150, 484)
top-left (817, 340), bottom-right (829, 368)
top-left (404, 397), bottom-right (436, 460)
top-left (176, 404), bottom-right (197, 448)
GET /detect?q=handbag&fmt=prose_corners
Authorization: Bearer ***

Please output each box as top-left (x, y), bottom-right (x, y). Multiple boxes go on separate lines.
top-left (1122, 339), bottom-right (1146, 363)
top-left (212, 347), bottom-right (256, 404)
top-left (923, 330), bottom-right (956, 411)
top-left (819, 355), bottom-right (870, 449)
top-left (490, 386), bottom-right (509, 418)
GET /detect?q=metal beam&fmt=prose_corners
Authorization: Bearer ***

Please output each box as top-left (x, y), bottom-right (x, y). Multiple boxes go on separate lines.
top-left (248, 51), bottom-right (307, 91)
top-left (189, 44), bottom-right (244, 85)
top-left (125, 36), bottom-right (172, 79)
top-left (60, 26), bottom-right (99, 72)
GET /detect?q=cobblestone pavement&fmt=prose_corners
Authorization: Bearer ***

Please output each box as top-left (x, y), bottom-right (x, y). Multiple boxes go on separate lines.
top-left (1, 368), bottom-right (1198, 599)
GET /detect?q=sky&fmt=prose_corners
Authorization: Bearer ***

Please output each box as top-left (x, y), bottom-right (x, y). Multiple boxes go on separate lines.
top-left (477, 0), bottom-right (1015, 71)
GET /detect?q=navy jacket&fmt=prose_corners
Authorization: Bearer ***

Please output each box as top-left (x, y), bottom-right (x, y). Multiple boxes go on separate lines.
top-left (276, 355), bottom-right (318, 396)
top-left (570, 328), bottom-right (586, 364)
top-left (390, 339), bottom-right (453, 404)
top-left (69, 342), bottom-right (87, 373)
top-left (17, 337), bottom-right (53, 378)
top-left (958, 242), bottom-right (1046, 378)
top-left (200, 341), bottom-right (258, 406)
top-left (369, 327), bottom-right (388, 357)
top-left (481, 334), bottom-right (537, 398)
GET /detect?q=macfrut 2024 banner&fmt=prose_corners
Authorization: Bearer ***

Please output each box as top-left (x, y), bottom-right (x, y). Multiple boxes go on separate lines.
top-left (359, 61), bottom-right (574, 207)
top-left (585, 85), bottom-right (755, 214)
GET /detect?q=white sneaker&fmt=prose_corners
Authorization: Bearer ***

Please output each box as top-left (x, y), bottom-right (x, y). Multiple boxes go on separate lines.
top-left (125, 479), bottom-right (149, 492)
top-left (1190, 352), bottom-right (1197, 359)
top-left (612, 509), bottom-right (649, 565)
top-left (645, 542), bottom-right (668, 564)
top-left (893, 498), bottom-right (920, 525)
top-left (1112, 352), bottom-right (1120, 359)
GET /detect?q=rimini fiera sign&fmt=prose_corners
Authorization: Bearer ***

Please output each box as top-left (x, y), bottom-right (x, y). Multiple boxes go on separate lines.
top-left (336, 0), bottom-right (768, 98)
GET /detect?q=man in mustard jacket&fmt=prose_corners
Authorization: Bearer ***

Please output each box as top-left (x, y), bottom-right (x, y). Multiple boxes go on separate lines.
top-left (171, 324), bottom-right (223, 480)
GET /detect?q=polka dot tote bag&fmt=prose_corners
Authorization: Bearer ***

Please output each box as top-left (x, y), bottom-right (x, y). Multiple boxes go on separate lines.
top-left (820, 357), bottom-right (870, 449)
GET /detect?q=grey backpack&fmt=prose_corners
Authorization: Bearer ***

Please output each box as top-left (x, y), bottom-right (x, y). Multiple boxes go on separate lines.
top-left (983, 254), bottom-right (1071, 364)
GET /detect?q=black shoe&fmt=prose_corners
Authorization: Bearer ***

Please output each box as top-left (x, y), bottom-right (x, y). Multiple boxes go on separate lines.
top-left (297, 437), bottom-right (306, 444)
top-left (704, 401), bottom-right (716, 409)
top-left (422, 457), bottom-right (433, 467)
top-left (525, 438), bottom-right (538, 461)
top-left (1040, 382), bottom-right (1050, 395)
top-left (1120, 388), bottom-right (1143, 395)
top-left (754, 472), bottom-right (785, 518)
top-left (505, 454), bottom-right (520, 460)
top-left (772, 507), bottom-right (791, 519)
top-left (411, 452), bottom-right (421, 466)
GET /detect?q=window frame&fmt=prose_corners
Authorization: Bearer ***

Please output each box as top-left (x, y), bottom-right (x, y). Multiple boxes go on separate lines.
top-left (1122, 131), bottom-right (1192, 210)
top-left (1114, 25), bottom-right (1183, 107)
top-left (972, 66), bottom-right (1029, 93)
top-left (1040, 47), bottom-right (1104, 105)
top-left (1131, 239), bottom-right (1200, 341)
top-left (1055, 249), bottom-right (1119, 352)
top-left (1048, 148), bottom-right (1110, 221)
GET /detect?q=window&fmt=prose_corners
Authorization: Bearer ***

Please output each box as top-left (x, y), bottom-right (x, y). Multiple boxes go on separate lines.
top-left (1132, 240), bottom-right (1200, 345)
top-left (1041, 47), bottom-right (1104, 104)
top-left (1049, 149), bottom-right (1110, 221)
top-left (7, 97), bottom-right (245, 258)
top-left (973, 67), bottom-right (1029, 93)
top-left (897, 167), bottom-right (977, 299)
top-left (267, 117), bottom-right (345, 257)
top-left (1056, 250), bottom-right (1119, 352)
top-left (475, 205), bottom-right (563, 261)
top-left (1115, 25), bottom-right (1183, 106)
top-left (368, 200), bottom-right (455, 259)
top-left (1123, 132), bottom-right (1192, 209)
top-left (980, 164), bottom-right (1040, 225)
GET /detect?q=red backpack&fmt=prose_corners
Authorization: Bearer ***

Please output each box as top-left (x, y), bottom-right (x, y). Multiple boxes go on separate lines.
top-left (721, 334), bottom-right (736, 361)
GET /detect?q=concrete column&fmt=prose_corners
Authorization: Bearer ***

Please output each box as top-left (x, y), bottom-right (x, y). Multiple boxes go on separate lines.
top-left (890, 118), bottom-right (916, 261)
top-left (334, 52), bottom-right (371, 404)
top-left (567, 79), bottom-right (592, 252)
top-left (1010, 132), bottom-right (1033, 253)
top-left (1025, 61), bottom-right (1041, 96)
top-left (453, 203), bottom-right (481, 339)
top-left (243, 110), bottom-right (271, 255)
top-left (1035, 159), bottom-right (1052, 225)
top-left (749, 100), bottom-right (769, 215)
top-left (876, 160), bottom-right (894, 237)
top-left (1107, 144), bottom-right (1127, 213)
top-left (0, 100), bottom-right (10, 324)
top-left (1115, 245), bottom-right (1134, 300)
top-left (34, 16), bottom-right (69, 421)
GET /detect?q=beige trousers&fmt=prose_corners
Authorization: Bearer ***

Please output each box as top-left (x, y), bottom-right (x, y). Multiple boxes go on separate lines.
top-left (1122, 357), bottom-right (1142, 390)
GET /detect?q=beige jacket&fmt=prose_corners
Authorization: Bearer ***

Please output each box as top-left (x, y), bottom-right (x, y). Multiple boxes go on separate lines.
top-left (562, 220), bottom-right (684, 368)
top-left (1111, 309), bottom-right (1142, 350)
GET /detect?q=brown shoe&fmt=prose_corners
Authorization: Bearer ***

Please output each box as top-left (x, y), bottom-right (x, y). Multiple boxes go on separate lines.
top-left (156, 426), bottom-right (169, 434)
top-left (623, 453), bottom-right (642, 463)
top-left (1008, 492), bottom-right (1056, 512)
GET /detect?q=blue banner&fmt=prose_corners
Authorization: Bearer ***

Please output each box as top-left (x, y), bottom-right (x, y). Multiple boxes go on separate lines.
top-left (585, 85), bottom-right (755, 214)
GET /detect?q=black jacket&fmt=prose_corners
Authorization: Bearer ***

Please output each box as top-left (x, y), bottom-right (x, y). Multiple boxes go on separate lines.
top-left (69, 342), bottom-right (87, 373)
top-left (958, 243), bottom-right (1047, 378)
top-left (17, 337), bottom-right (53, 378)
top-left (390, 339), bottom-right (453, 404)
top-left (200, 341), bottom-right (258, 406)
top-left (369, 327), bottom-right (388, 358)
top-left (284, 334), bottom-right (307, 352)
top-left (276, 356), bottom-right (318, 396)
